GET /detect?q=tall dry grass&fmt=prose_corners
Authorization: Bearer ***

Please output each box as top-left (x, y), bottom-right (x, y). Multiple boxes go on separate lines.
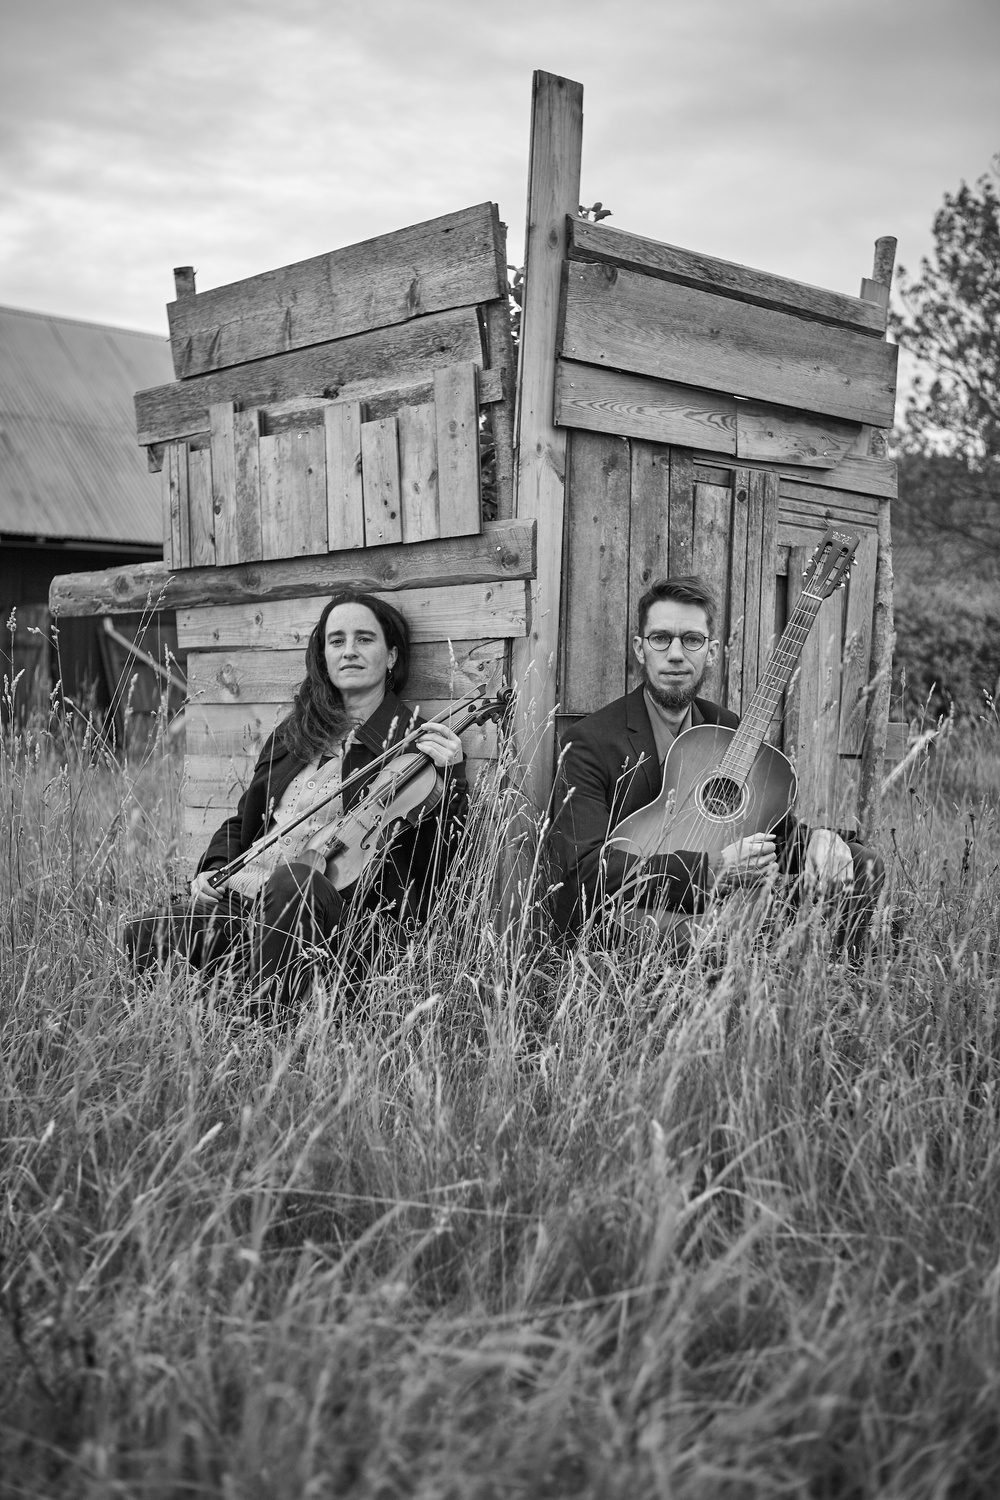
top-left (2, 698), bottom-right (999, 1498)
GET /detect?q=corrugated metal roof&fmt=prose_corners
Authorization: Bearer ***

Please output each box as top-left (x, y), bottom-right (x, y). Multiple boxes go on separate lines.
top-left (0, 304), bottom-right (174, 545)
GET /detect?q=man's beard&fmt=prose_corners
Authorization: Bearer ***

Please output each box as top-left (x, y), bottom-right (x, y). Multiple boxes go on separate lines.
top-left (643, 665), bottom-right (707, 713)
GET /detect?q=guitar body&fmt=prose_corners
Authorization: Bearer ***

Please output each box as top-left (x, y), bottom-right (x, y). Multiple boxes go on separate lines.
top-left (608, 723), bottom-right (797, 862)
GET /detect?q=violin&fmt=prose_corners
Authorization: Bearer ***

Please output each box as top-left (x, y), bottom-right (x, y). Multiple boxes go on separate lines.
top-left (208, 690), bottom-right (511, 893)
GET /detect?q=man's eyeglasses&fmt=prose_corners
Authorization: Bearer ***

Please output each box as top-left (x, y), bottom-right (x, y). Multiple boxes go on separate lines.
top-left (641, 630), bottom-right (710, 653)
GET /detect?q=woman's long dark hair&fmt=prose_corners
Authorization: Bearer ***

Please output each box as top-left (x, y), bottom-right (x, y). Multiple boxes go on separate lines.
top-left (279, 591), bottom-right (411, 760)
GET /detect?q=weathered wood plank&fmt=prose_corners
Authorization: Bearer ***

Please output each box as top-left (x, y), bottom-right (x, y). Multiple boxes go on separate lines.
top-left (209, 403), bottom-right (238, 566)
top-left (135, 307), bottom-right (486, 447)
top-left (259, 427), bottom-right (326, 560)
top-left (757, 470), bottom-right (780, 695)
top-left (324, 401), bottom-right (364, 551)
top-left (144, 366), bottom-right (505, 472)
top-left (302, 424), bottom-right (330, 556)
top-left (163, 444), bottom-right (187, 570)
top-left (554, 360), bottom-right (737, 452)
top-left (182, 702), bottom-right (498, 784)
top-left (626, 441), bottom-right (671, 694)
top-left (258, 433), bottom-right (283, 561)
top-left (692, 450), bottom-right (897, 500)
top-left (741, 468), bottom-right (766, 704)
top-left (167, 204), bottom-right (505, 378)
top-left (176, 580), bottom-right (530, 650)
top-left (187, 445), bottom-right (215, 568)
top-left (560, 263), bottom-right (898, 428)
top-left (668, 449), bottom-right (695, 575)
top-left (482, 296), bottom-right (516, 521)
top-left (567, 217), bottom-right (887, 337)
top-left (561, 430), bottom-right (631, 716)
top-left (778, 489), bottom-right (879, 538)
top-left (183, 753), bottom-right (255, 806)
top-left (736, 401), bottom-right (862, 469)
top-left (360, 416), bottom-right (403, 546)
top-left (49, 519), bottom-right (536, 617)
top-left (727, 471), bottom-right (750, 715)
top-left (838, 529), bottom-right (877, 755)
top-left (397, 400), bottom-right (439, 543)
top-left (232, 407), bottom-right (263, 562)
top-left (691, 482), bottom-right (732, 706)
top-left (161, 447), bottom-right (173, 565)
top-left (511, 70), bottom-right (584, 810)
top-left (186, 639), bottom-right (506, 707)
top-left (434, 362), bottom-right (480, 537)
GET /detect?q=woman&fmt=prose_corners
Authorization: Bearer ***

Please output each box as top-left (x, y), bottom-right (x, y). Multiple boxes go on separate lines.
top-left (126, 591), bottom-right (466, 1005)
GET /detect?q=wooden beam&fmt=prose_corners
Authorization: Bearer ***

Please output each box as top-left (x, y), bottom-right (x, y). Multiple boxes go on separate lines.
top-left (49, 519), bottom-right (536, 617)
top-left (510, 70), bottom-right (584, 810)
top-left (135, 307), bottom-right (485, 447)
top-left (567, 218), bottom-right (887, 337)
top-left (176, 580), bottom-right (530, 650)
top-left (560, 263), bottom-right (898, 428)
top-left (167, 204), bottom-right (505, 379)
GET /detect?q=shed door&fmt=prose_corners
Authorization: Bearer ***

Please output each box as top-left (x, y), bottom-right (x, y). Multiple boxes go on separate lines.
top-left (557, 434), bottom-right (877, 826)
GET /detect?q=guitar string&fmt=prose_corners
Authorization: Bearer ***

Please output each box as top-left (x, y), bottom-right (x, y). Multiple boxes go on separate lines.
top-left (715, 588), bottom-right (829, 784)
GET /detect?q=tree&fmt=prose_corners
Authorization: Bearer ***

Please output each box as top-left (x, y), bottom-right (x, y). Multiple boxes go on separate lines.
top-left (892, 162), bottom-right (1000, 464)
top-left (890, 163), bottom-right (1000, 567)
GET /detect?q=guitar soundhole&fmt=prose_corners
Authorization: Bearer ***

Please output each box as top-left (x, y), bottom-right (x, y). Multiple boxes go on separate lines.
top-left (700, 775), bottom-right (745, 819)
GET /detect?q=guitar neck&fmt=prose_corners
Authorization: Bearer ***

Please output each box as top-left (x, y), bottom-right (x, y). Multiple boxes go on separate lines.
top-left (719, 587), bottom-right (828, 783)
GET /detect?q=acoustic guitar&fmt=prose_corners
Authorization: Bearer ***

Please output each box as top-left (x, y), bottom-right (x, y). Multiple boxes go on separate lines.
top-left (608, 527), bottom-right (859, 865)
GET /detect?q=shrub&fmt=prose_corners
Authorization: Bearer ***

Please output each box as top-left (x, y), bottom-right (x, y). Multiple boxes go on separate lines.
top-left (893, 572), bottom-right (1000, 722)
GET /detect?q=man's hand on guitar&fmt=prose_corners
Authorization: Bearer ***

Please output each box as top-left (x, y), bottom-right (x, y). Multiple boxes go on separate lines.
top-left (712, 833), bottom-right (778, 891)
top-left (804, 828), bottom-right (854, 893)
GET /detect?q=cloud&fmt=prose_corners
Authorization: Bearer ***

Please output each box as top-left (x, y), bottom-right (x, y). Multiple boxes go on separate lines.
top-left (0, 0), bottom-right (996, 330)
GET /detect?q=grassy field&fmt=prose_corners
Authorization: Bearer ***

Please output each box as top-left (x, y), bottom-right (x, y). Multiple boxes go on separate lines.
top-left (2, 702), bottom-right (999, 1499)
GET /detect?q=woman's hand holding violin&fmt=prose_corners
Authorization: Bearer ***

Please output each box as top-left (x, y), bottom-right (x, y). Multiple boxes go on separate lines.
top-left (415, 723), bottom-right (464, 769)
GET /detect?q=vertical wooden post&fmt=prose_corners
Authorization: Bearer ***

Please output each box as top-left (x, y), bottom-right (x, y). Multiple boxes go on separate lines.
top-left (510, 70), bottom-right (584, 811)
top-left (857, 235), bottom-right (897, 840)
top-left (173, 267), bottom-right (197, 301)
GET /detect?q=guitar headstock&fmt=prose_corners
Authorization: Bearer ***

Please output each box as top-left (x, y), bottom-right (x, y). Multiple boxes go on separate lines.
top-left (803, 528), bottom-right (860, 599)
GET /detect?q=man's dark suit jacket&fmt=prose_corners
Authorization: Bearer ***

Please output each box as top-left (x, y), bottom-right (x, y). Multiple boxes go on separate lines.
top-left (552, 685), bottom-right (806, 935)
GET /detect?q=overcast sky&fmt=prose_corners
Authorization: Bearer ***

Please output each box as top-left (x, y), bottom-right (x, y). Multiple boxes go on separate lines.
top-left (1, 0), bottom-right (996, 337)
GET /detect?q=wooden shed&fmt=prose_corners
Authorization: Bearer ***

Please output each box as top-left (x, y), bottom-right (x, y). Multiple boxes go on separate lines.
top-left (51, 70), bottom-right (897, 872)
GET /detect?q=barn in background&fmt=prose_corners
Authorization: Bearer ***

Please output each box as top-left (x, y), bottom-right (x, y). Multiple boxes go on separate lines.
top-left (0, 304), bottom-right (179, 734)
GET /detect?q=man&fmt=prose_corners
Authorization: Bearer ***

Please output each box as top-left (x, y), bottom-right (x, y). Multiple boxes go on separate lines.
top-left (552, 576), bottom-right (883, 951)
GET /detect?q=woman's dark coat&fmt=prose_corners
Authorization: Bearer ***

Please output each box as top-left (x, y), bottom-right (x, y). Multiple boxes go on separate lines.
top-left (198, 690), bottom-right (468, 925)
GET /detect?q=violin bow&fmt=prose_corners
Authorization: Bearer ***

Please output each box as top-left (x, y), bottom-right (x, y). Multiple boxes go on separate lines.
top-left (206, 688), bottom-right (511, 890)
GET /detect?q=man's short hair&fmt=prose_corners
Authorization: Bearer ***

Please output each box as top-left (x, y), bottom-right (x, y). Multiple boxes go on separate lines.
top-left (636, 576), bottom-right (718, 639)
